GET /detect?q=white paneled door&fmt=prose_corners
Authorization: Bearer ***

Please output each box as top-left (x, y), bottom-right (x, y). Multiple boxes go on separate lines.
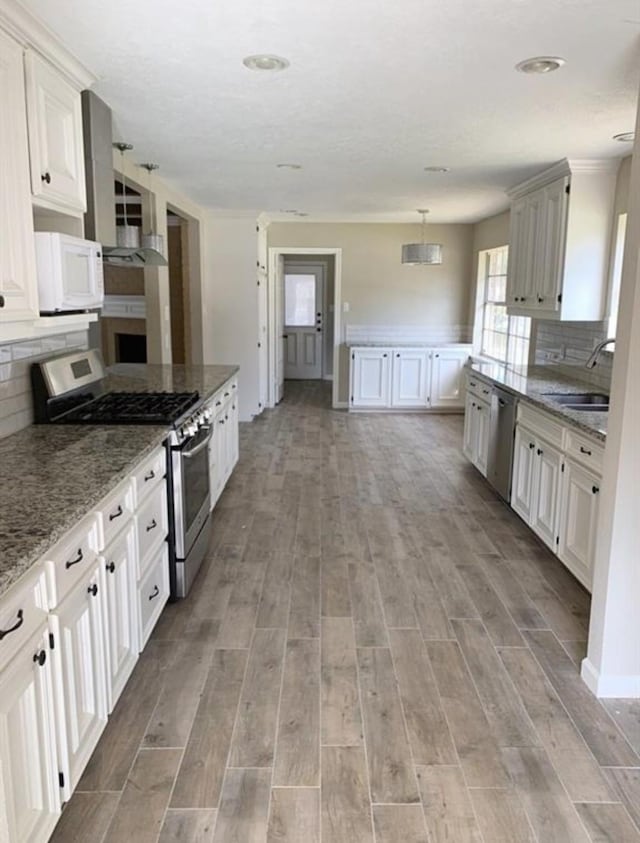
top-left (283, 264), bottom-right (324, 379)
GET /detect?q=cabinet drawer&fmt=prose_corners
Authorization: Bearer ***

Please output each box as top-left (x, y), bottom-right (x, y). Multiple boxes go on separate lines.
top-left (518, 402), bottom-right (564, 448)
top-left (0, 565), bottom-right (48, 673)
top-left (466, 374), bottom-right (491, 401)
top-left (43, 515), bottom-right (100, 608)
top-left (96, 478), bottom-right (135, 551)
top-left (138, 544), bottom-right (169, 649)
top-left (132, 446), bottom-right (166, 506)
top-left (564, 429), bottom-right (604, 474)
top-left (136, 483), bottom-right (168, 578)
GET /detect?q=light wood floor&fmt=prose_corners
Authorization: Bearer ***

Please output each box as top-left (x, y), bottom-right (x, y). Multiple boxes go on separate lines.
top-left (53, 381), bottom-right (640, 843)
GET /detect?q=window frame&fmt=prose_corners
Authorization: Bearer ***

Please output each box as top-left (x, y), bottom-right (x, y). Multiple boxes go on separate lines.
top-left (473, 245), bottom-right (531, 366)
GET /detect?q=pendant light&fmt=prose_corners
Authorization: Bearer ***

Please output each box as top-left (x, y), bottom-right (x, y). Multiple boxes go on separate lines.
top-left (401, 209), bottom-right (443, 265)
top-left (114, 142), bottom-right (140, 249)
top-left (140, 163), bottom-right (165, 255)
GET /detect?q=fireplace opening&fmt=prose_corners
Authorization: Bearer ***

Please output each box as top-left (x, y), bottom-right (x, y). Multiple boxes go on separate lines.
top-left (116, 333), bottom-right (147, 363)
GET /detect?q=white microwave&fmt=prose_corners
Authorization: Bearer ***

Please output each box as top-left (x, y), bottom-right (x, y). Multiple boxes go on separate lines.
top-left (34, 233), bottom-right (104, 313)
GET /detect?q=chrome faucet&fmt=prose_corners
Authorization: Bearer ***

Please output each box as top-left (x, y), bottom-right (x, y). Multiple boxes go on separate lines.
top-left (586, 338), bottom-right (615, 369)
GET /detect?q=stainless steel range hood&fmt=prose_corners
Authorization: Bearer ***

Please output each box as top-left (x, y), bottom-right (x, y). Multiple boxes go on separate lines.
top-left (101, 244), bottom-right (168, 267)
top-left (81, 91), bottom-right (167, 268)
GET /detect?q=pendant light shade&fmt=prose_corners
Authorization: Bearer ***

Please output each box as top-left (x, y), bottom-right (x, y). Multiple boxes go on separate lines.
top-left (402, 210), bottom-right (443, 265)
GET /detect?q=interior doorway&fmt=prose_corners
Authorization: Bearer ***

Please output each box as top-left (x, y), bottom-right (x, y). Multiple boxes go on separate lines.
top-left (283, 261), bottom-right (325, 380)
top-left (268, 248), bottom-right (342, 408)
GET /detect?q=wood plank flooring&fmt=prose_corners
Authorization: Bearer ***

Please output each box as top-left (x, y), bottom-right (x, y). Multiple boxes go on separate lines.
top-left (53, 381), bottom-right (640, 843)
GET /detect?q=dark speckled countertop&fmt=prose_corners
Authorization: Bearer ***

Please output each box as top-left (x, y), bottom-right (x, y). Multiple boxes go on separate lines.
top-left (466, 360), bottom-right (608, 442)
top-left (0, 363), bottom-right (239, 599)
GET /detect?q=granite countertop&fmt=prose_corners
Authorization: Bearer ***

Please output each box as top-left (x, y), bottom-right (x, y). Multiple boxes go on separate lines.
top-left (0, 425), bottom-right (167, 597)
top-left (0, 363), bottom-right (239, 599)
top-left (465, 360), bottom-right (608, 442)
top-left (105, 363), bottom-right (239, 402)
top-left (347, 341), bottom-right (471, 348)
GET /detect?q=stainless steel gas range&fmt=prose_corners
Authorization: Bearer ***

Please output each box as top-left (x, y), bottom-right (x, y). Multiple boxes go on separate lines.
top-left (31, 348), bottom-right (211, 599)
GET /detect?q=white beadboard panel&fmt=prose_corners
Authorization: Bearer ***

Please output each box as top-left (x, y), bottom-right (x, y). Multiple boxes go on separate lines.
top-left (345, 324), bottom-right (472, 344)
top-left (533, 319), bottom-right (612, 392)
top-left (0, 330), bottom-right (89, 439)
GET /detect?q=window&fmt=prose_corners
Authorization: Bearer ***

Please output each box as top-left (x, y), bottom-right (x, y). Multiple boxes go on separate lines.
top-left (475, 246), bottom-right (531, 366)
top-left (607, 212), bottom-right (627, 339)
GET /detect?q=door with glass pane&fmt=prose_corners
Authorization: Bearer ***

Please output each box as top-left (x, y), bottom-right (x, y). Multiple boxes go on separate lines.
top-left (284, 264), bottom-right (324, 379)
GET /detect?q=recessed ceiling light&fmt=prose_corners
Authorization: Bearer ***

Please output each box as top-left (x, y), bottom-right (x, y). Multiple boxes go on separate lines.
top-left (613, 131), bottom-right (635, 142)
top-left (243, 54), bottom-right (289, 71)
top-left (276, 163), bottom-right (302, 169)
top-left (515, 56), bottom-right (566, 74)
top-left (424, 166), bottom-right (450, 173)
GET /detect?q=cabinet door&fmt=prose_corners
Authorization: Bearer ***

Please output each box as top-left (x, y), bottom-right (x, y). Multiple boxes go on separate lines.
top-left (557, 460), bottom-right (600, 591)
top-left (25, 51), bottom-right (86, 213)
top-left (430, 349), bottom-right (467, 407)
top-left (102, 525), bottom-right (138, 713)
top-left (506, 196), bottom-right (527, 307)
top-left (537, 177), bottom-right (569, 312)
top-left (475, 400), bottom-right (491, 477)
top-left (530, 441), bottom-right (562, 550)
top-left (0, 31), bottom-right (39, 323)
top-left (391, 349), bottom-right (430, 407)
top-left (0, 627), bottom-right (60, 843)
top-left (229, 396), bottom-right (239, 470)
top-left (462, 392), bottom-right (478, 463)
top-left (50, 565), bottom-right (107, 798)
top-left (511, 426), bottom-right (536, 523)
top-left (351, 350), bottom-right (391, 408)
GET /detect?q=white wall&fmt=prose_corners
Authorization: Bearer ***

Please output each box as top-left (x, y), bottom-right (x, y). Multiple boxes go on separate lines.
top-left (202, 217), bottom-right (260, 421)
top-left (269, 222), bottom-right (474, 403)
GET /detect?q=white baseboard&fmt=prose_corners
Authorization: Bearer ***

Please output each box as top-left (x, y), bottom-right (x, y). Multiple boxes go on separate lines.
top-left (581, 657), bottom-right (640, 698)
top-left (333, 401), bottom-right (349, 409)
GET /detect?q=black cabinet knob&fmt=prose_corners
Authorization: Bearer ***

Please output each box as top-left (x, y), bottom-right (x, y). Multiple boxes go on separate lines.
top-left (88, 583), bottom-right (98, 597)
top-left (41, 172), bottom-right (51, 184)
top-left (33, 650), bottom-right (47, 667)
top-left (529, 442), bottom-right (535, 449)
top-left (592, 485), bottom-right (600, 495)
top-left (0, 295), bottom-right (5, 308)
top-left (106, 561), bottom-right (116, 574)
top-left (537, 448), bottom-right (543, 456)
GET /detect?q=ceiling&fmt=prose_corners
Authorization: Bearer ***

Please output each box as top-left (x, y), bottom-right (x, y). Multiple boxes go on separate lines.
top-left (22, 0), bottom-right (640, 223)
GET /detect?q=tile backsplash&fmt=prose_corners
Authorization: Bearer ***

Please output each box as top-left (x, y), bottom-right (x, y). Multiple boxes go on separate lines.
top-left (0, 331), bottom-right (89, 440)
top-left (533, 320), bottom-right (613, 392)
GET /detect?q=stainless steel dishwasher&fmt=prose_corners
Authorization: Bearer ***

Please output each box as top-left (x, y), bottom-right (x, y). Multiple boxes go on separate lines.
top-left (487, 386), bottom-right (517, 502)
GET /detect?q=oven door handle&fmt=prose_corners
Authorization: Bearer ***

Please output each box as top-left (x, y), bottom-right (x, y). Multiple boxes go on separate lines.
top-left (181, 425), bottom-right (214, 458)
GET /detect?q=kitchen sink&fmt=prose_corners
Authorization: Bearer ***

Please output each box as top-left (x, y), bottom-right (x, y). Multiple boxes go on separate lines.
top-left (544, 392), bottom-right (609, 412)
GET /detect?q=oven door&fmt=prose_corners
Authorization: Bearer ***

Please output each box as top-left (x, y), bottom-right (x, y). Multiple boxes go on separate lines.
top-left (172, 424), bottom-right (212, 559)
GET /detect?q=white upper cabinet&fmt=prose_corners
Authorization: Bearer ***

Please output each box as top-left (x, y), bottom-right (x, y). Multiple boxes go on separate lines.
top-left (25, 50), bottom-right (87, 214)
top-left (0, 30), bottom-right (39, 323)
top-left (506, 159), bottom-right (617, 321)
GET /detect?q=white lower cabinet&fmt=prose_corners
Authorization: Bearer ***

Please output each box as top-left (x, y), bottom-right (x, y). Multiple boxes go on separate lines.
top-left (391, 349), bottom-right (429, 407)
top-left (0, 625), bottom-right (60, 843)
top-left (462, 392), bottom-right (490, 477)
top-left (207, 377), bottom-right (240, 509)
top-left (138, 544), bottom-right (170, 650)
top-left (351, 348), bottom-right (392, 408)
top-left (507, 404), bottom-right (603, 591)
top-left (557, 459), bottom-right (600, 590)
top-left (101, 524), bottom-right (138, 713)
top-left (430, 349), bottom-right (470, 407)
top-left (350, 346), bottom-right (470, 410)
top-left (0, 444), bottom-right (173, 842)
top-left (49, 563), bottom-right (107, 799)
top-left (512, 425), bottom-right (563, 552)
